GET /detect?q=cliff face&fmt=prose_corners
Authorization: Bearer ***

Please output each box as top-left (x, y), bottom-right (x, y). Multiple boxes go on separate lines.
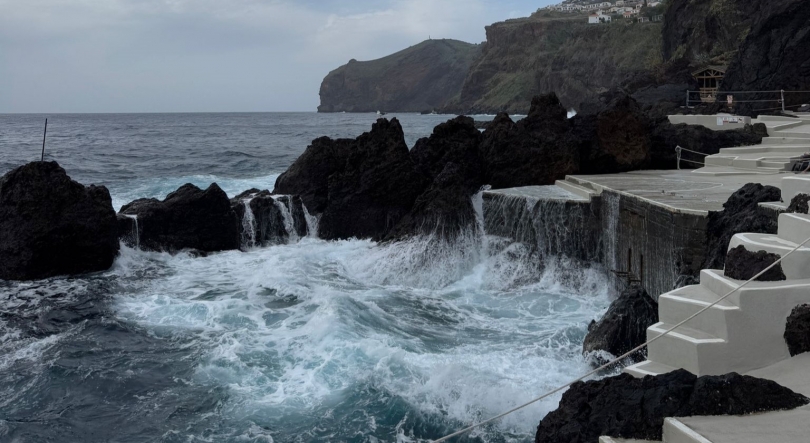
top-left (317, 39), bottom-right (480, 113)
top-left (721, 0), bottom-right (810, 108)
top-left (661, 0), bottom-right (759, 66)
top-left (450, 15), bottom-right (663, 114)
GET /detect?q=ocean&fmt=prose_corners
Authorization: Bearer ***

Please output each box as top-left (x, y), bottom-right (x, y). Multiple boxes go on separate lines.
top-left (0, 113), bottom-right (610, 443)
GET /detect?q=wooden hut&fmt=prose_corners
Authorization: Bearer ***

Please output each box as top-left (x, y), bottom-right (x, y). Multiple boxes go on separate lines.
top-left (692, 66), bottom-right (727, 103)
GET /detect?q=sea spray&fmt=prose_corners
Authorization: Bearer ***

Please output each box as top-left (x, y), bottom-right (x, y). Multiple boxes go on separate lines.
top-left (302, 204), bottom-right (319, 238)
top-left (273, 196), bottom-right (299, 243)
top-left (240, 198), bottom-right (257, 250)
top-left (124, 214), bottom-right (140, 249)
top-left (2, 199), bottom-right (611, 443)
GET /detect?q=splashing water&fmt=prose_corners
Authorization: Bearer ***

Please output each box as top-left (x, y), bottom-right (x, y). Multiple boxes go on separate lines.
top-left (273, 196), bottom-right (299, 243)
top-left (0, 200), bottom-right (610, 443)
top-left (302, 204), bottom-right (320, 239)
top-left (241, 198), bottom-right (258, 250)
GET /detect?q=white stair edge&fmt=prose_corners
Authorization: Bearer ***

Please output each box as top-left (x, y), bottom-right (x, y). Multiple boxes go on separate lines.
top-left (555, 179), bottom-right (595, 200)
top-left (660, 293), bottom-right (739, 311)
top-left (663, 418), bottom-right (713, 443)
top-left (648, 323), bottom-right (725, 344)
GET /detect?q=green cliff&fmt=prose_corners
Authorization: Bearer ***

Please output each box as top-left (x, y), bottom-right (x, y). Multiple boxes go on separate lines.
top-left (317, 39), bottom-right (480, 113)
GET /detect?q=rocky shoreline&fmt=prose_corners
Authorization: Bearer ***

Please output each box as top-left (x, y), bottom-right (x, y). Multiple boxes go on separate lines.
top-left (2, 94), bottom-right (809, 441)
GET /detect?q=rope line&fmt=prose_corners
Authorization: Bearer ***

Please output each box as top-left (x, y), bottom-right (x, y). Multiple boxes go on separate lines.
top-left (432, 233), bottom-right (810, 443)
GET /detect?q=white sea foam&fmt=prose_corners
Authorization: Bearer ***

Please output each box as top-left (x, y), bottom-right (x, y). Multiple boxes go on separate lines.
top-left (110, 225), bottom-right (610, 441)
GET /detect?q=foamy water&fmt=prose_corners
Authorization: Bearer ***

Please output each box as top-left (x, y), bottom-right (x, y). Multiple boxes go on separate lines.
top-left (0, 114), bottom-right (609, 442)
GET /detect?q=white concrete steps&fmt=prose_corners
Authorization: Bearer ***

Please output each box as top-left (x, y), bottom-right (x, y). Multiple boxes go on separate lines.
top-left (728, 233), bottom-right (810, 279)
top-left (599, 437), bottom-right (659, 443)
top-left (778, 212), bottom-right (810, 244)
top-left (719, 145), bottom-right (810, 154)
top-left (780, 176), bottom-right (810, 202)
top-left (624, 360), bottom-right (678, 378)
top-left (672, 408), bottom-right (810, 443)
top-left (658, 285), bottom-right (739, 339)
top-left (646, 322), bottom-right (726, 376)
top-left (663, 418), bottom-right (712, 443)
top-left (761, 136), bottom-right (810, 145)
top-left (698, 269), bottom-right (741, 304)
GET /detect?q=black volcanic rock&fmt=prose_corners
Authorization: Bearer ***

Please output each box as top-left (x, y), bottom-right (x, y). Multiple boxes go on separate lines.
top-left (724, 245), bottom-right (786, 282)
top-left (274, 136), bottom-right (352, 214)
top-left (535, 370), bottom-right (809, 443)
top-left (787, 193), bottom-right (810, 214)
top-left (575, 96), bottom-right (652, 175)
top-left (120, 183), bottom-right (239, 253)
top-left (479, 94), bottom-right (580, 189)
top-left (275, 118), bottom-right (430, 241)
top-left (0, 161), bottom-right (119, 280)
top-left (704, 183), bottom-right (781, 270)
top-left (583, 284), bottom-right (659, 364)
top-left (231, 190), bottom-right (289, 248)
top-left (388, 116), bottom-right (485, 240)
top-left (785, 304), bottom-right (810, 357)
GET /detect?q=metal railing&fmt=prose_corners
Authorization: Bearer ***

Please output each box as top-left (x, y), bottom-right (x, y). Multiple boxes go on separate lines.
top-left (686, 90), bottom-right (810, 112)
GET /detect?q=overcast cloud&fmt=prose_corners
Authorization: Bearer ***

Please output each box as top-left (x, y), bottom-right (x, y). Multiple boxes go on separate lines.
top-left (0, 0), bottom-right (553, 113)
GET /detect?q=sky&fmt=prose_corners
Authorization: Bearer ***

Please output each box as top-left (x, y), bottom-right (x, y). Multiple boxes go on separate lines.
top-left (0, 0), bottom-right (554, 113)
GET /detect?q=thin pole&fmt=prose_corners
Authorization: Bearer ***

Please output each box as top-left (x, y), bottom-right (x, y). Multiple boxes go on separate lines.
top-left (781, 90), bottom-right (786, 112)
top-left (41, 118), bottom-right (48, 161)
top-left (686, 90), bottom-right (689, 108)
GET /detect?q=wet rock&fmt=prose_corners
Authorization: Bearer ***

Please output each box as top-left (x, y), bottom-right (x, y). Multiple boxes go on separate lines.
top-left (704, 183), bottom-right (781, 270)
top-left (273, 136), bottom-right (352, 214)
top-left (535, 369), bottom-right (809, 443)
top-left (276, 118), bottom-right (429, 241)
top-left (583, 284), bottom-right (659, 365)
top-left (785, 304), bottom-right (810, 357)
top-left (386, 116), bottom-right (485, 240)
top-left (117, 214), bottom-right (139, 248)
top-left (724, 245), bottom-right (786, 282)
top-left (0, 161), bottom-right (120, 280)
top-left (386, 162), bottom-right (479, 241)
top-left (230, 189), bottom-right (288, 248)
top-left (120, 183), bottom-right (239, 253)
top-left (479, 94), bottom-right (579, 189)
top-left (787, 193), bottom-right (810, 214)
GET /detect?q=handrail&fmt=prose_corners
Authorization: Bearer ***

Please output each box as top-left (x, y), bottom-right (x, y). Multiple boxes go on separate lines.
top-left (432, 232), bottom-right (810, 442)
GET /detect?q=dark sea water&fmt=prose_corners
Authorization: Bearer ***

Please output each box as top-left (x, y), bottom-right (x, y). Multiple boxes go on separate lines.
top-left (0, 113), bottom-right (608, 443)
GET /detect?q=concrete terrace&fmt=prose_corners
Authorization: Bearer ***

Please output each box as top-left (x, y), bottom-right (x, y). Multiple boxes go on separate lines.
top-left (486, 113), bottom-right (810, 443)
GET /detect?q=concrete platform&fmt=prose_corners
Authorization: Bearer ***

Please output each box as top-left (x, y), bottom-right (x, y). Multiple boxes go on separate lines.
top-left (566, 170), bottom-right (787, 215)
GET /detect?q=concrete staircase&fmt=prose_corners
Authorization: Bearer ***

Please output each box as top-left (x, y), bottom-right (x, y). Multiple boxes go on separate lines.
top-left (624, 176), bottom-right (810, 378)
top-left (696, 114), bottom-right (810, 175)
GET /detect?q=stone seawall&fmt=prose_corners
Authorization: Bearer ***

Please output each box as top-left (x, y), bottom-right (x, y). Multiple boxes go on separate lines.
top-left (483, 185), bottom-right (708, 298)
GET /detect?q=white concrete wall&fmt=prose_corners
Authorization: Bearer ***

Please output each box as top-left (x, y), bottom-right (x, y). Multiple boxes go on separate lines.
top-left (668, 115), bottom-right (752, 131)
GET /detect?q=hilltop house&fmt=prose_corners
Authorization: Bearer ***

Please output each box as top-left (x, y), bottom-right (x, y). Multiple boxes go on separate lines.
top-left (588, 11), bottom-right (612, 23)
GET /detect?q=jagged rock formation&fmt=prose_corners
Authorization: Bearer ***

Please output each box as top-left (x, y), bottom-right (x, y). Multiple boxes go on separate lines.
top-left (229, 190), bottom-right (309, 248)
top-left (318, 39), bottom-right (479, 113)
top-left (788, 194), bottom-right (810, 214)
top-left (386, 116), bottom-right (483, 241)
top-left (479, 95), bottom-right (579, 188)
top-left (785, 304), bottom-right (810, 357)
top-left (0, 162), bottom-right (119, 281)
top-left (704, 183), bottom-right (781, 270)
top-left (721, 0), bottom-right (810, 111)
top-left (535, 370), bottom-right (809, 443)
top-left (583, 284), bottom-right (659, 364)
top-left (724, 245), bottom-right (786, 282)
top-left (119, 183), bottom-right (239, 253)
top-left (275, 118), bottom-right (429, 240)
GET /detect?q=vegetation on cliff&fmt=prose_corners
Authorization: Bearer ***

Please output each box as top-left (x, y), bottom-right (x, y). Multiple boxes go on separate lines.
top-left (317, 39), bottom-right (479, 113)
